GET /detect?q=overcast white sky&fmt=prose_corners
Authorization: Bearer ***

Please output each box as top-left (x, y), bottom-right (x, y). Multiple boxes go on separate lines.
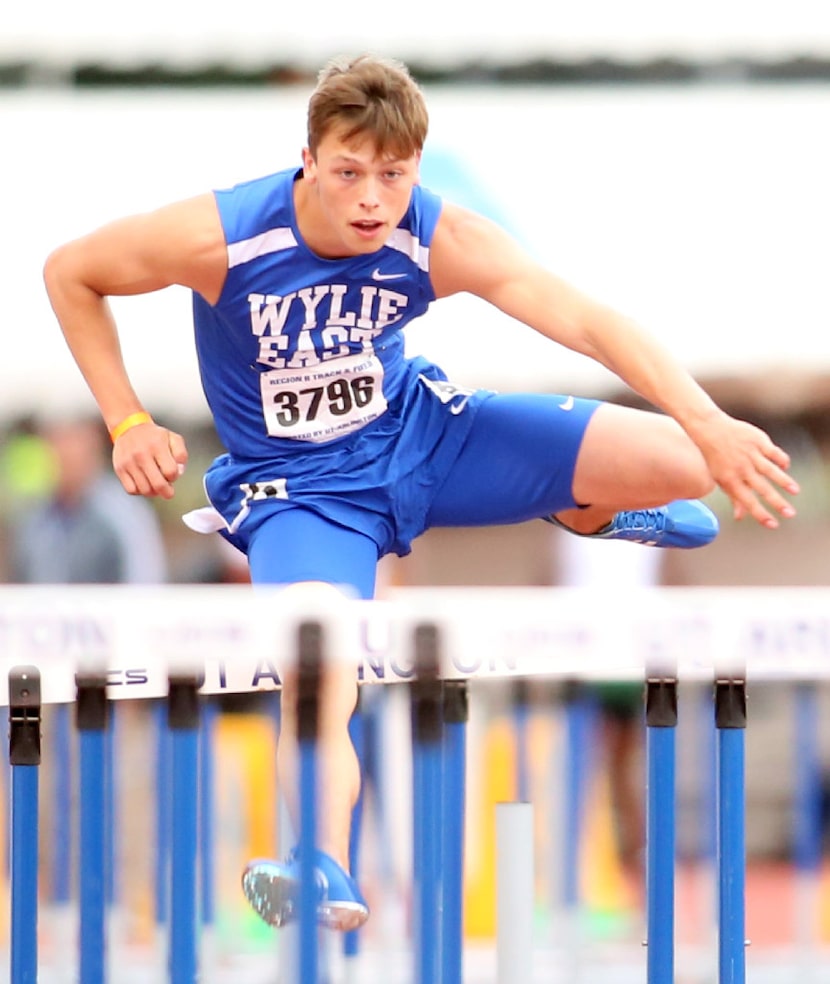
top-left (3, 1), bottom-right (830, 66)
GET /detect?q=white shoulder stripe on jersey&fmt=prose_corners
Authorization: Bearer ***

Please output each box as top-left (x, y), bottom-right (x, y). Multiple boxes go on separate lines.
top-left (385, 228), bottom-right (430, 272)
top-left (227, 227), bottom-right (298, 269)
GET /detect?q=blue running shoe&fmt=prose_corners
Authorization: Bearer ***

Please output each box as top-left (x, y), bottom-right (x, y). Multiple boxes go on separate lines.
top-left (545, 498), bottom-right (719, 549)
top-left (242, 849), bottom-right (369, 932)
top-left (241, 857), bottom-right (298, 928)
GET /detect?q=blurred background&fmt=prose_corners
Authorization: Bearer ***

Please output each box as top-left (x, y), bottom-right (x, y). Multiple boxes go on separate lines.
top-left (2, 2), bottom-right (830, 980)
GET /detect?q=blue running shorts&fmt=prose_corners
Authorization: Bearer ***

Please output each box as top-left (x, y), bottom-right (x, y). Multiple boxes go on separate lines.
top-left (426, 392), bottom-right (599, 527)
top-left (200, 357), bottom-right (599, 592)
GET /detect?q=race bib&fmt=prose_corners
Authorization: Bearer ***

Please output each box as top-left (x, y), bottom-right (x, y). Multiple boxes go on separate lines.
top-left (260, 353), bottom-right (387, 443)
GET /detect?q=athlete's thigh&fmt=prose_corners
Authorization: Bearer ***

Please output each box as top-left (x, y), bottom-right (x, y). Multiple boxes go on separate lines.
top-left (246, 507), bottom-right (379, 600)
top-left (426, 393), bottom-right (600, 526)
top-left (571, 402), bottom-right (713, 509)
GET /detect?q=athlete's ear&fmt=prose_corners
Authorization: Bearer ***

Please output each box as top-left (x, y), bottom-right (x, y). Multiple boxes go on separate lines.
top-left (414, 150), bottom-right (422, 184)
top-left (302, 147), bottom-right (317, 182)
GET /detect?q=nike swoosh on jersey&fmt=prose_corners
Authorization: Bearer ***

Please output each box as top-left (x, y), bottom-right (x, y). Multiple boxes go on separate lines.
top-left (558, 395), bottom-right (575, 411)
top-left (371, 268), bottom-right (407, 281)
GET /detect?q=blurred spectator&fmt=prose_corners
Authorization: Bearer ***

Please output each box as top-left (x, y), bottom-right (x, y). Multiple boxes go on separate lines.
top-left (7, 415), bottom-right (168, 584)
top-left (0, 415), bottom-right (57, 505)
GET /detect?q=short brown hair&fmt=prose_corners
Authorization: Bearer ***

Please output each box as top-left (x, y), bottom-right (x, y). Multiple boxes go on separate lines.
top-left (307, 54), bottom-right (428, 159)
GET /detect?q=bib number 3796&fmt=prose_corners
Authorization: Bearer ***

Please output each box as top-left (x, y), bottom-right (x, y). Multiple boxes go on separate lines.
top-left (260, 354), bottom-right (387, 443)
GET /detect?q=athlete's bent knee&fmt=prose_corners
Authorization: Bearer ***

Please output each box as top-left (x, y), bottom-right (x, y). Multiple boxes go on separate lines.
top-left (685, 468), bottom-right (716, 501)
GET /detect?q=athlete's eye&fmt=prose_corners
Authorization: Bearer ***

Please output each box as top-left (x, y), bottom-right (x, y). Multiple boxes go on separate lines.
top-left (384, 170), bottom-right (403, 181)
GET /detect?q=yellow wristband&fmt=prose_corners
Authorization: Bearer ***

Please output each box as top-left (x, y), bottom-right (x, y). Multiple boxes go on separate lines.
top-left (110, 411), bottom-right (153, 443)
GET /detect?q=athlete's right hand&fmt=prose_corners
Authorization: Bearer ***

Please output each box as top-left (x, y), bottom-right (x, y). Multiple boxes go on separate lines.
top-left (112, 421), bottom-right (188, 499)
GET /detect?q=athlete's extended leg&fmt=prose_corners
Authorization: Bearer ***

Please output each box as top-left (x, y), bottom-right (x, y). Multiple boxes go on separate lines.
top-left (427, 394), bottom-right (717, 547)
top-left (553, 402), bottom-right (716, 539)
top-left (242, 508), bottom-right (377, 930)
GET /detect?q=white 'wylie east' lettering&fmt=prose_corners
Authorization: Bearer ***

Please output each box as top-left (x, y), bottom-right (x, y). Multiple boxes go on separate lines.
top-left (297, 286), bottom-right (329, 326)
top-left (320, 326), bottom-right (350, 360)
top-left (249, 285), bottom-right (408, 369)
top-left (249, 292), bottom-right (294, 337)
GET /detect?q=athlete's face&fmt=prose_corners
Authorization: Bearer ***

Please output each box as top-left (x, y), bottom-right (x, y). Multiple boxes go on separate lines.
top-left (301, 128), bottom-right (420, 257)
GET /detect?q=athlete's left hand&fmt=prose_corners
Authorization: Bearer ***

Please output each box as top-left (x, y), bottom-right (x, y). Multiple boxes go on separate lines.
top-left (689, 410), bottom-right (799, 529)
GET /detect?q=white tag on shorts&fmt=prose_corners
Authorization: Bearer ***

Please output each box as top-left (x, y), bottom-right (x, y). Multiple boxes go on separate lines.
top-left (182, 506), bottom-right (226, 534)
top-left (260, 353), bottom-right (387, 443)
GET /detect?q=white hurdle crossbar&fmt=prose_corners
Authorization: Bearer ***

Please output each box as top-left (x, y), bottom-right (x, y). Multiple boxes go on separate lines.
top-left (1, 585), bottom-right (829, 703)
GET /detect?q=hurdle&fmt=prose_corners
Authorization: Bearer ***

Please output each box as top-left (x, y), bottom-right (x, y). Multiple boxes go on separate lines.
top-left (1, 584), bottom-right (829, 982)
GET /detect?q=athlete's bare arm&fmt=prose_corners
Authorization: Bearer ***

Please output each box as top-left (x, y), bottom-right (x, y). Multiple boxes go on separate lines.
top-left (429, 202), bottom-right (798, 528)
top-left (43, 193), bottom-right (227, 499)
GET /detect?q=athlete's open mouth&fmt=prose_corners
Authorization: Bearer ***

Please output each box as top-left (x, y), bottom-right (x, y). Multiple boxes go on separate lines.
top-left (352, 220), bottom-right (383, 234)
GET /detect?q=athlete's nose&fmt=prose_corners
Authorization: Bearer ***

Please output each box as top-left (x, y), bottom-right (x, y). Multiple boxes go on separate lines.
top-left (359, 176), bottom-right (381, 209)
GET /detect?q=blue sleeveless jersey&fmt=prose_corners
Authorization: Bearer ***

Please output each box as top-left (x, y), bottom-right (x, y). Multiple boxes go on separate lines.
top-left (193, 167), bottom-right (443, 459)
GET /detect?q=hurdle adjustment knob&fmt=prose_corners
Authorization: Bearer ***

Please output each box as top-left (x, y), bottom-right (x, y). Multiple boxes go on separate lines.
top-left (412, 623), bottom-right (443, 744)
top-left (8, 666), bottom-right (42, 766)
